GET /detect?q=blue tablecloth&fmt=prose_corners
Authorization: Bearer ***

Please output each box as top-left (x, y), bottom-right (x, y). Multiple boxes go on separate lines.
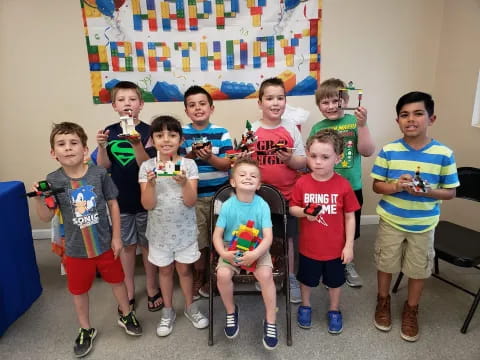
top-left (0, 181), bottom-right (42, 336)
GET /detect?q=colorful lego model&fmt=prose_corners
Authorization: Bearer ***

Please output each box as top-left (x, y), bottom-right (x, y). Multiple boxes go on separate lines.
top-left (224, 220), bottom-right (262, 272)
top-left (118, 110), bottom-right (140, 140)
top-left (304, 203), bottom-right (322, 217)
top-left (226, 121), bottom-right (257, 161)
top-left (26, 180), bottom-right (64, 210)
top-left (271, 142), bottom-right (295, 153)
top-left (338, 81), bottom-right (363, 111)
top-left (154, 154), bottom-right (183, 177)
top-left (410, 166), bottom-right (431, 193)
top-left (192, 136), bottom-right (212, 150)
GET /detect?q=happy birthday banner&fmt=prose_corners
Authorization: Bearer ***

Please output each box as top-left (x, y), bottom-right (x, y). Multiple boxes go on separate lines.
top-left (81, 0), bottom-right (322, 103)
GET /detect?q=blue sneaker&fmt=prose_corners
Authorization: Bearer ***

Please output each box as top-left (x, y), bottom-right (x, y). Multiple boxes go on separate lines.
top-left (224, 305), bottom-right (239, 339)
top-left (327, 311), bottom-right (343, 334)
top-left (297, 306), bottom-right (312, 329)
top-left (263, 321), bottom-right (278, 350)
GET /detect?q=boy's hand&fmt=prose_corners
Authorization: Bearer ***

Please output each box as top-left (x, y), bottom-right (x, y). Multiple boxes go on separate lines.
top-left (173, 170), bottom-right (187, 186)
top-left (237, 250), bottom-right (259, 268)
top-left (30, 182), bottom-right (44, 202)
top-left (96, 129), bottom-right (110, 148)
top-left (196, 145), bottom-right (213, 161)
top-left (395, 174), bottom-right (413, 192)
top-left (341, 245), bottom-right (354, 264)
top-left (222, 250), bottom-right (240, 266)
top-left (111, 237), bottom-right (123, 259)
top-left (354, 107), bottom-right (368, 127)
top-left (276, 148), bottom-right (293, 163)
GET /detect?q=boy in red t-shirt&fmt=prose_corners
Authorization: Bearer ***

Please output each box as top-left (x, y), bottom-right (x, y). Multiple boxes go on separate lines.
top-left (290, 129), bottom-right (360, 334)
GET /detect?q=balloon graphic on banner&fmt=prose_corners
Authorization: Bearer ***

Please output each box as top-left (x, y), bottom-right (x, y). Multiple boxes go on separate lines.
top-left (114, 0), bottom-right (126, 10)
top-left (96, 0), bottom-right (115, 18)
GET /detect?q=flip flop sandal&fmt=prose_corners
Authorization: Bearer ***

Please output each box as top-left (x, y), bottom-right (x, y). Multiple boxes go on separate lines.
top-left (147, 290), bottom-right (164, 312)
top-left (118, 298), bottom-right (135, 316)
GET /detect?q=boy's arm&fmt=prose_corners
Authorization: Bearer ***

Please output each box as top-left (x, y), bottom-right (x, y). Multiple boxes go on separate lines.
top-left (289, 205), bottom-right (317, 222)
top-left (31, 182), bottom-right (55, 222)
top-left (140, 170), bottom-right (157, 210)
top-left (131, 140), bottom-right (150, 166)
top-left (96, 130), bottom-right (112, 169)
top-left (355, 107), bottom-right (376, 157)
top-left (195, 146), bottom-right (231, 171)
top-left (213, 226), bottom-right (237, 264)
top-left (107, 199), bottom-right (122, 259)
top-left (341, 211), bottom-right (355, 264)
top-left (277, 151), bottom-right (306, 169)
top-left (406, 185), bottom-right (456, 200)
top-left (372, 175), bottom-right (412, 195)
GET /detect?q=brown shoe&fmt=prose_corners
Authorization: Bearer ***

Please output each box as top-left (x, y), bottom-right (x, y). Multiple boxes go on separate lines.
top-left (374, 294), bottom-right (392, 331)
top-left (401, 301), bottom-right (419, 342)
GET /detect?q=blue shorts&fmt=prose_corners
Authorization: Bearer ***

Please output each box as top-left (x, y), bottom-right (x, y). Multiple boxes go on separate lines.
top-left (296, 254), bottom-right (345, 288)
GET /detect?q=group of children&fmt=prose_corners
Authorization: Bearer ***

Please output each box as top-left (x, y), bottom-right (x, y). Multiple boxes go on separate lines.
top-left (32, 77), bottom-right (459, 357)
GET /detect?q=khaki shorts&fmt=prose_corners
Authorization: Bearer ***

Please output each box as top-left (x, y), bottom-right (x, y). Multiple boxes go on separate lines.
top-left (217, 251), bottom-right (273, 274)
top-left (195, 196), bottom-right (212, 250)
top-left (374, 219), bottom-right (435, 279)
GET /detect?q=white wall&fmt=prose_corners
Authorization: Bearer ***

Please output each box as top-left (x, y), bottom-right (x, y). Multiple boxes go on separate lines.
top-left (2, 0), bottom-right (478, 231)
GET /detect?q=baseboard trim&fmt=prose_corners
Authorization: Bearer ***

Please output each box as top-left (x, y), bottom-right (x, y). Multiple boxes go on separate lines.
top-left (33, 229), bottom-right (50, 240)
top-left (360, 215), bottom-right (379, 225)
top-left (32, 215), bottom-right (380, 239)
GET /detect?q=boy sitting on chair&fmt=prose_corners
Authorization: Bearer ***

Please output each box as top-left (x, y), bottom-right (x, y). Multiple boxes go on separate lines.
top-left (212, 158), bottom-right (278, 350)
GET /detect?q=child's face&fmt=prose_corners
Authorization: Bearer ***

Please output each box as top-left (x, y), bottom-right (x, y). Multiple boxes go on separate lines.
top-left (151, 128), bottom-right (183, 157)
top-left (396, 101), bottom-right (436, 139)
top-left (50, 133), bottom-right (88, 167)
top-left (258, 85), bottom-right (286, 122)
top-left (230, 164), bottom-right (261, 192)
top-left (306, 140), bottom-right (340, 179)
top-left (112, 89), bottom-right (144, 119)
top-left (317, 95), bottom-right (346, 121)
top-left (184, 93), bottom-right (214, 126)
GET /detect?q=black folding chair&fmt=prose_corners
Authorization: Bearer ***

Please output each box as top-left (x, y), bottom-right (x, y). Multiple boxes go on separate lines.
top-left (392, 167), bottom-right (480, 333)
top-left (207, 184), bottom-right (292, 346)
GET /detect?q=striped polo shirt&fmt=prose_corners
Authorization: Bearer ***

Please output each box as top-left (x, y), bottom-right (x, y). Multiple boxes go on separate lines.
top-left (180, 123), bottom-right (233, 197)
top-left (370, 138), bottom-right (459, 233)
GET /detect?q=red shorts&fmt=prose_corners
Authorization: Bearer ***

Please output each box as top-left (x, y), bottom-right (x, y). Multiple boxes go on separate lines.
top-left (65, 249), bottom-right (124, 295)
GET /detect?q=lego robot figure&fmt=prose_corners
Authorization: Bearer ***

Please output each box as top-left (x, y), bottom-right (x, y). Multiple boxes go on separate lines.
top-left (224, 220), bottom-right (262, 272)
top-left (410, 166), bottom-right (430, 193)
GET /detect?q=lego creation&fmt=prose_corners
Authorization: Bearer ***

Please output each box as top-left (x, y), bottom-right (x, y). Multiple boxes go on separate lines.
top-left (304, 203), bottom-right (322, 217)
top-left (338, 81), bottom-right (363, 111)
top-left (192, 136), bottom-right (212, 150)
top-left (409, 166), bottom-right (430, 193)
top-left (154, 154), bottom-right (183, 176)
top-left (118, 110), bottom-right (140, 140)
top-left (26, 180), bottom-right (64, 209)
top-left (224, 220), bottom-right (262, 272)
top-left (226, 120), bottom-right (257, 161)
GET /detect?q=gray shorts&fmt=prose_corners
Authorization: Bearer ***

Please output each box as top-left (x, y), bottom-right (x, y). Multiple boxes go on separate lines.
top-left (120, 212), bottom-right (148, 248)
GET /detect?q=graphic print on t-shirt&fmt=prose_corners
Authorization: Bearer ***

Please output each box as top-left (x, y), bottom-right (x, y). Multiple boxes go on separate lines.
top-left (303, 192), bottom-right (339, 226)
top-left (109, 139), bottom-right (136, 166)
top-left (70, 185), bottom-right (99, 228)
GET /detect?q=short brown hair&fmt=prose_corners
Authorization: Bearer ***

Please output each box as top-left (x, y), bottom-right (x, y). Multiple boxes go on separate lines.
top-left (110, 81), bottom-right (143, 103)
top-left (258, 77), bottom-right (285, 101)
top-left (306, 128), bottom-right (343, 155)
top-left (314, 78), bottom-right (348, 105)
top-left (50, 122), bottom-right (88, 149)
top-left (231, 157), bottom-right (261, 177)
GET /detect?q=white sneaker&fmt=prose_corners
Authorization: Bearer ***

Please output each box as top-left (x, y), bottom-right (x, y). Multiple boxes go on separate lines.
top-left (184, 302), bottom-right (209, 329)
top-left (255, 282), bottom-right (262, 291)
top-left (289, 274), bottom-right (302, 304)
top-left (345, 263), bottom-right (363, 288)
top-left (156, 308), bottom-right (176, 337)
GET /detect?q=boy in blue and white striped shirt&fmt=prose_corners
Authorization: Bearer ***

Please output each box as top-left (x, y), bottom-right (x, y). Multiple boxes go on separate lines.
top-left (370, 91), bottom-right (459, 342)
top-left (181, 85), bottom-right (233, 299)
